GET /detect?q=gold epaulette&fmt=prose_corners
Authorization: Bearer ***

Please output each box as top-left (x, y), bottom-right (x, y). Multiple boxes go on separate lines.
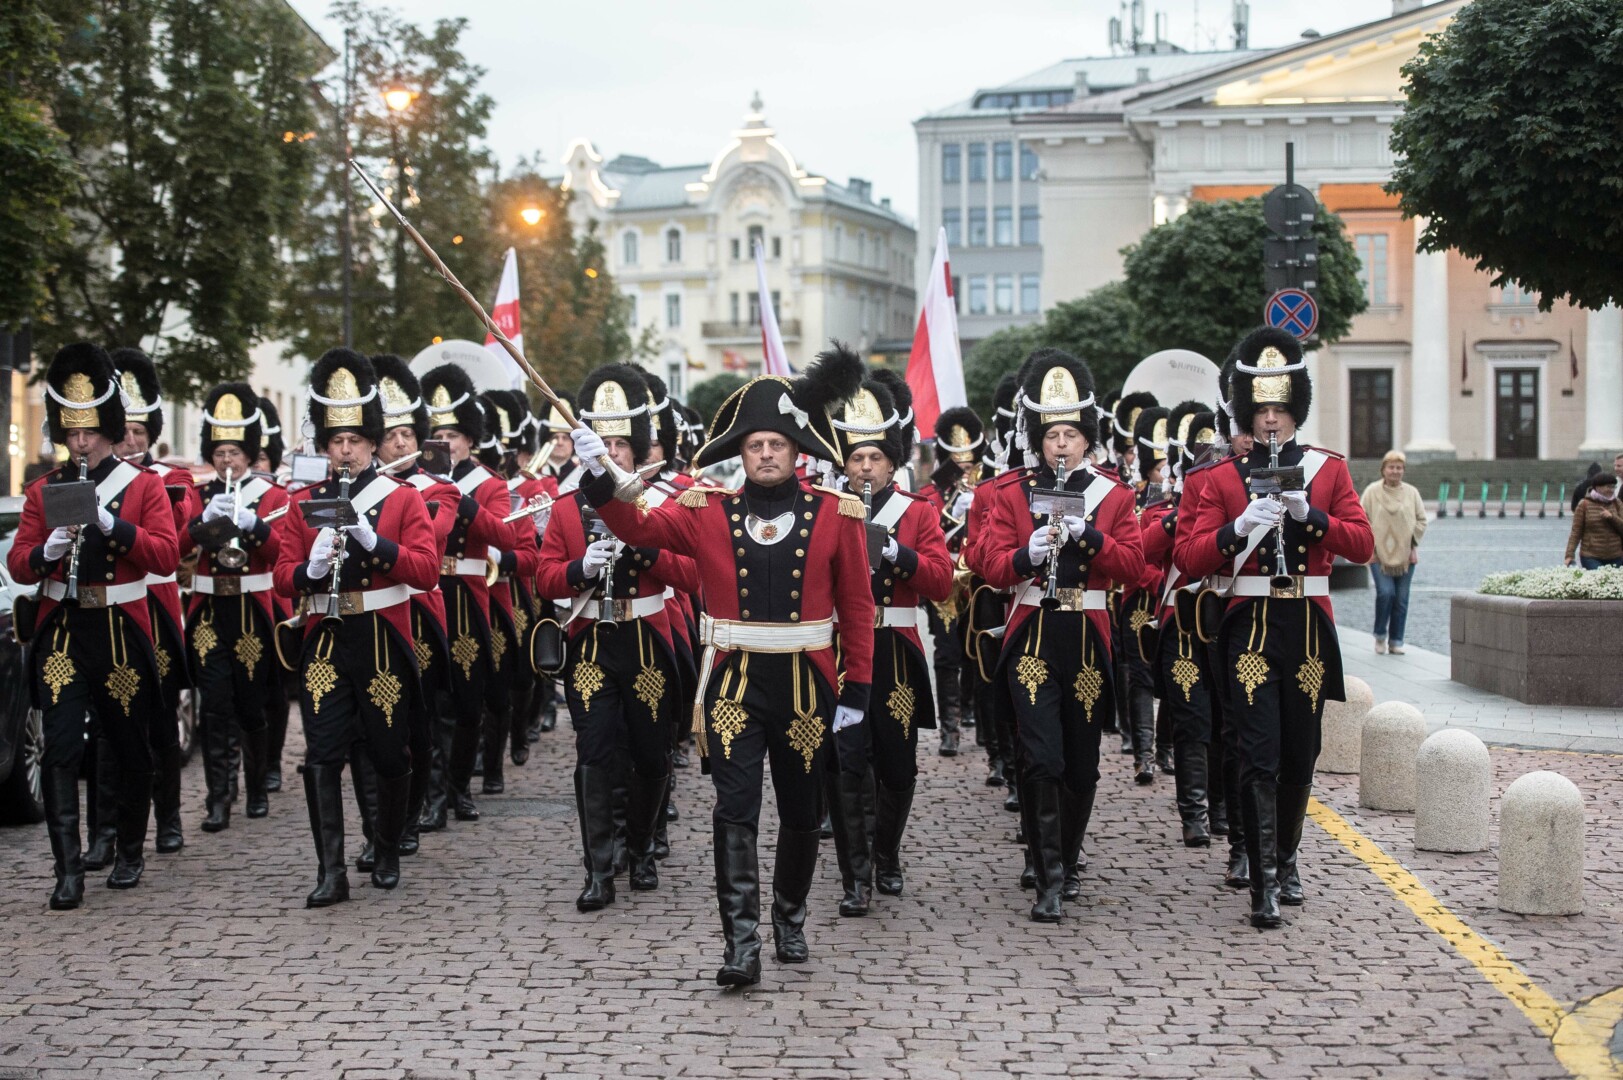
top-left (676, 486), bottom-right (730, 509)
top-left (813, 484), bottom-right (867, 519)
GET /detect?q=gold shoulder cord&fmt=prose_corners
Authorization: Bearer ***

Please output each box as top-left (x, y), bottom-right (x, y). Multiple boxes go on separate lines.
top-left (1235, 598), bottom-right (1271, 706)
top-left (786, 654), bottom-right (823, 772)
top-left (1296, 605), bottom-right (1324, 711)
top-left (43, 624), bottom-right (75, 706)
top-left (233, 594), bottom-right (262, 681)
top-left (885, 636), bottom-right (915, 740)
top-left (306, 629), bottom-right (338, 714)
top-left (367, 617), bottom-right (402, 727)
top-left (104, 609), bottom-right (141, 716)
top-left (705, 653), bottom-right (750, 759)
top-left (1015, 610), bottom-right (1049, 705)
top-left (632, 621), bottom-right (665, 712)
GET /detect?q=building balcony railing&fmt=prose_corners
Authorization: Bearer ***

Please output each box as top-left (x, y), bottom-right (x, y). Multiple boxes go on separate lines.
top-left (702, 319), bottom-right (801, 341)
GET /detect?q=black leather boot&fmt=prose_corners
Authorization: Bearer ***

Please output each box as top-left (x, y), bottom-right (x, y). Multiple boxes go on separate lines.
top-left (1174, 740), bottom-right (1211, 848)
top-left (538, 687), bottom-right (557, 733)
top-left (714, 823), bottom-right (762, 986)
top-left (448, 719), bottom-right (480, 821)
top-left (480, 705), bottom-right (506, 794)
top-left (935, 665), bottom-right (961, 756)
top-left (1060, 785), bottom-right (1093, 902)
top-left (575, 766), bottom-right (617, 911)
top-left (653, 792), bottom-right (672, 860)
top-left (42, 766), bottom-right (84, 911)
top-left (1003, 775), bottom-right (1022, 813)
top-left (226, 723), bottom-right (240, 804)
top-left (400, 747), bottom-right (427, 856)
top-left (872, 782), bottom-right (914, 897)
top-left (263, 688), bottom-right (288, 793)
top-left (151, 743), bottom-right (184, 854)
top-left (1115, 659), bottom-right (1133, 753)
top-left (612, 776), bottom-right (630, 875)
top-left (1027, 780), bottom-right (1064, 922)
top-left (1155, 707), bottom-right (1175, 774)
top-left (1223, 739), bottom-right (1249, 888)
top-left (771, 825), bottom-right (820, 964)
top-left (827, 770), bottom-right (872, 917)
top-left (371, 768), bottom-right (410, 890)
top-left (303, 764), bottom-right (350, 908)
top-left (242, 726), bottom-right (269, 819)
top-left (419, 715), bottom-right (452, 831)
top-left (985, 754), bottom-right (1005, 787)
top-left (351, 750), bottom-right (379, 873)
top-left (200, 717), bottom-right (232, 832)
top-left (1276, 783), bottom-right (1312, 906)
top-left (84, 736), bottom-right (118, 870)
top-left (1130, 687), bottom-right (1156, 784)
top-left (1243, 779), bottom-right (1282, 928)
top-left (1018, 774), bottom-right (1037, 890)
top-left (627, 769), bottom-right (671, 891)
top-left (106, 769), bottom-right (151, 889)
top-left (1208, 737), bottom-right (1229, 836)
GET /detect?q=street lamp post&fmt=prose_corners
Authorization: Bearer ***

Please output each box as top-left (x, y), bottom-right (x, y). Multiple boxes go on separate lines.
top-left (383, 84), bottom-right (414, 350)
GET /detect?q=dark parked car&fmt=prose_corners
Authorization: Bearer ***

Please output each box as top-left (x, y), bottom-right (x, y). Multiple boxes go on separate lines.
top-left (0, 496), bottom-right (44, 824)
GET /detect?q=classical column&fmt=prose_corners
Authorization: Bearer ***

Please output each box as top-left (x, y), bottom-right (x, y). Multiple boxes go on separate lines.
top-left (1406, 230), bottom-right (1455, 458)
top-left (1579, 305), bottom-right (1623, 455)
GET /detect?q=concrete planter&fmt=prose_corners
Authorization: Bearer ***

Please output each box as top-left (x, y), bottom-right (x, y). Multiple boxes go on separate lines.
top-left (1450, 592), bottom-right (1623, 707)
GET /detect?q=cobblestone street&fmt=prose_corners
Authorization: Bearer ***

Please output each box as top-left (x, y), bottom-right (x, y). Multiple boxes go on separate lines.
top-left (2, 679), bottom-right (1619, 1079)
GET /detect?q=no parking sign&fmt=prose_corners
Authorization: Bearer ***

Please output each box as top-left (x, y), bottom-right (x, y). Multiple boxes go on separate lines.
top-left (1265, 288), bottom-right (1318, 340)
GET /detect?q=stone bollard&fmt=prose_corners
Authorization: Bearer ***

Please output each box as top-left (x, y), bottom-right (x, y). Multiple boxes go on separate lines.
top-left (1414, 729), bottom-right (1491, 852)
top-left (1498, 771), bottom-right (1585, 916)
top-left (1359, 701), bottom-right (1427, 811)
top-left (1319, 675), bottom-right (1374, 774)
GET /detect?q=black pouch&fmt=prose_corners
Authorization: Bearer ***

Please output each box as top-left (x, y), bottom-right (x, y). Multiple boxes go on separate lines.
top-left (529, 617), bottom-right (565, 676)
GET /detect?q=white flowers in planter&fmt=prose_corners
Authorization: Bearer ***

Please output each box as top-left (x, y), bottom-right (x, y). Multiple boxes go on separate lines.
top-left (1478, 566), bottom-right (1623, 600)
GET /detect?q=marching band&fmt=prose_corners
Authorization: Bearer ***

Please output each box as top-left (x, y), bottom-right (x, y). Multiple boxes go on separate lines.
top-left (13, 321), bottom-right (1372, 962)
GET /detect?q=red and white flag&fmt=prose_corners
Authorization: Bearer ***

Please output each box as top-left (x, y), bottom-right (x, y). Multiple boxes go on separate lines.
top-left (755, 239), bottom-right (791, 376)
top-left (905, 227), bottom-right (966, 440)
top-left (484, 247), bottom-right (525, 388)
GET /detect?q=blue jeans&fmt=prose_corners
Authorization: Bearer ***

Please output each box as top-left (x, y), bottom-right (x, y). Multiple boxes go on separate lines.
top-left (1580, 556), bottom-right (1623, 570)
top-left (1373, 564), bottom-right (1415, 644)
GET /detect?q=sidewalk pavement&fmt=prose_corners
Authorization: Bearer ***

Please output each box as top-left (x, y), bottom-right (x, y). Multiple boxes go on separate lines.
top-left (1338, 625), bottom-right (1623, 755)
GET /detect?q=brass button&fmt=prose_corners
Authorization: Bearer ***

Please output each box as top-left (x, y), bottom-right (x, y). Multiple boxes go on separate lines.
top-left (741, 609), bottom-right (750, 618)
top-left (790, 590), bottom-right (800, 599)
top-left (731, 513), bottom-right (741, 521)
top-left (105, 572), bottom-right (115, 581)
top-left (736, 548), bottom-right (746, 556)
top-left (803, 512), bottom-right (813, 520)
top-left (799, 528), bottom-right (809, 537)
top-left (792, 569), bottom-right (802, 579)
top-left (362, 578), bottom-right (371, 586)
top-left (739, 569), bottom-right (748, 578)
top-left (795, 548), bottom-right (805, 557)
top-left (789, 612), bottom-right (800, 622)
top-left (734, 529), bottom-right (743, 538)
top-left (739, 588), bottom-right (748, 597)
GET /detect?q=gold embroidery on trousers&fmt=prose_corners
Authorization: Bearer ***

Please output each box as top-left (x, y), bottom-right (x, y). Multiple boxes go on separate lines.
top-left (153, 643), bottom-right (172, 680)
top-left (306, 631), bottom-right (338, 714)
top-left (708, 654), bottom-right (750, 760)
top-left (1235, 599), bottom-right (1270, 706)
top-left (632, 624), bottom-right (665, 713)
top-left (1073, 638), bottom-right (1102, 721)
top-left (1296, 605), bottom-right (1324, 711)
top-left (193, 619), bottom-right (218, 666)
top-left (367, 620), bottom-right (402, 727)
top-left (1171, 632), bottom-right (1200, 703)
top-left (105, 610), bottom-right (140, 716)
top-left (490, 624), bottom-right (507, 672)
top-left (787, 656), bottom-right (823, 772)
top-left (513, 604), bottom-right (528, 641)
top-left (885, 639), bottom-right (914, 739)
top-left (1015, 610), bottom-right (1050, 705)
top-left (231, 596), bottom-right (261, 679)
top-left (573, 627), bottom-right (605, 710)
top-left (449, 586), bottom-right (479, 679)
top-left (42, 626), bottom-right (74, 706)
top-left (414, 636), bottom-right (432, 671)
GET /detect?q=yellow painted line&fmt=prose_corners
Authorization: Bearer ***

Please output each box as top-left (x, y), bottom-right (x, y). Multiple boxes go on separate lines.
top-left (1307, 797), bottom-right (1622, 1079)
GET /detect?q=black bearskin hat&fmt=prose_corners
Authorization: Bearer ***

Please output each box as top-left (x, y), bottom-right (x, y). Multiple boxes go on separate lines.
top-left (374, 353), bottom-right (430, 446)
top-left (642, 371), bottom-right (679, 465)
top-left (990, 372), bottom-right (1018, 465)
top-left (578, 363), bottom-right (653, 466)
top-left (679, 403), bottom-right (704, 461)
top-left (201, 381), bottom-right (264, 462)
top-left (1017, 348), bottom-right (1099, 457)
top-left (541, 389), bottom-right (577, 434)
top-left (111, 347), bottom-right (163, 443)
top-left (1185, 409), bottom-right (1217, 461)
top-left (867, 367), bottom-right (915, 462)
top-left (258, 397), bottom-right (285, 470)
top-left (831, 375), bottom-right (904, 467)
top-left (1112, 391), bottom-right (1158, 456)
top-left (421, 363), bottom-right (485, 442)
top-left (932, 405), bottom-right (985, 488)
top-left (1214, 348), bottom-right (1239, 441)
top-left (44, 342), bottom-right (126, 446)
top-left (474, 396), bottom-right (505, 469)
top-left (695, 341), bottom-right (865, 468)
top-left (1165, 399), bottom-right (1208, 470)
top-left (496, 389), bottom-right (537, 455)
top-left (1230, 326), bottom-right (1311, 431)
top-left (308, 348), bottom-right (383, 449)
top-left (1133, 405), bottom-right (1170, 484)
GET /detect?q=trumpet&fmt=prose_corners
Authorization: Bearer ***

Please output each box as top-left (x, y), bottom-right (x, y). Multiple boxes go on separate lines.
top-left (502, 493), bottom-right (554, 523)
top-left (261, 505), bottom-right (290, 523)
top-left (1039, 455), bottom-right (1070, 611)
top-left (65, 455), bottom-right (88, 602)
top-left (1266, 432), bottom-right (1292, 593)
top-left (377, 450), bottom-right (422, 475)
top-left (322, 465), bottom-right (352, 626)
top-left (216, 470), bottom-right (249, 570)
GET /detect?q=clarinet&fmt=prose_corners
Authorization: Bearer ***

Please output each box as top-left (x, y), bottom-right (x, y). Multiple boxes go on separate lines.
top-left (322, 465), bottom-right (352, 625)
top-left (1039, 455), bottom-right (1070, 610)
top-left (65, 455), bottom-right (88, 602)
top-left (1266, 432), bottom-right (1293, 592)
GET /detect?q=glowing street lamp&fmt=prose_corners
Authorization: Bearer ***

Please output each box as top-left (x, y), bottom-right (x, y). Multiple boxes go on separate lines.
top-left (520, 206), bottom-right (544, 226)
top-left (383, 86), bottom-right (415, 112)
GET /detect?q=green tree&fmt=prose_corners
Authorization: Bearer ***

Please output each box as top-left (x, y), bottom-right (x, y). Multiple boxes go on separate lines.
top-left (0, 4), bottom-right (78, 330)
top-left (1121, 198), bottom-right (1366, 361)
top-left (962, 324), bottom-right (1039, 419)
top-left (280, 3), bottom-right (496, 362)
top-left (1040, 281), bottom-right (1146, 393)
top-left (1387, 0), bottom-right (1623, 311)
top-left (686, 373), bottom-right (748, 427)
top-left (38, 0), bottom-right (318, 400)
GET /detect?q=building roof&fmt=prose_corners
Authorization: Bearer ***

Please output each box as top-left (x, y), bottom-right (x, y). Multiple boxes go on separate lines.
top-left (589, 158), bottom-right (910, 226)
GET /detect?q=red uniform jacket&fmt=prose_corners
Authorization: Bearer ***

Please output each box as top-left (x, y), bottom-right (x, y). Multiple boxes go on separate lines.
top-left (271, 468), bottom-right (440, 645)
top-left (10, 457), bottom-right (179, 644)
top-left (586, 474), bottom-right (876, 711)
top-left (1177, 442), bottom-right (1373, 623)
top-left (977, 465), bottom-right (1146, 654)
top-left (435, 460), bottom-right (517, 624)
top-left (145, 457), bottom-right (200, 644)
top-left (181, 471), bottom-right (290, 624)
top-left (867, 485), bottom-right (953, 657)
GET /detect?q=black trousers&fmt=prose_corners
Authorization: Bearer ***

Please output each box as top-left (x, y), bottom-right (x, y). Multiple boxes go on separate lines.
top-left (839, 630), bottom-right (922, 793)
top-left (297, 614), bottom-right (416, 778)
top-left (35, 606), bottom-right (163, 772)
top-left (1004, 609), bottom-right (1110, 793)
top-left (146, 603), bottom-right (185, 751)
top-left (563, 620), bottom-right (676, 779)
top-left (1157, 626), bottom-right (1212, 746)
top-left (1221, 599), bottom-right (1326, 788)
top-left (190, 594), bottom-right (274, 737)
top-left (703, 651), bottom-right (832, 833)
top-left (438, 578), bottom-right (491, 745)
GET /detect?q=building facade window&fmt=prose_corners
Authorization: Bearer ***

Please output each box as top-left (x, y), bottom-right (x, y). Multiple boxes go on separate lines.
top-left (943, 208), bottom-right (961, 247)
top-left (1354, 233), bottom-right (1389, 305)
top-left (1499, 282), bottom-right (1538, 305)
top-left (834, 224), bottom-right (843, 259)
top-left (994, 207), bottom-right (1013, 246)
top-left (1495, 367), bottom-right (1540, 459)
top-left (730, 292), bottom-right (740, 324)
top-left (951, 275), bottom-right (962, 314)
top-left (622, 231), bottom-right (639, 266)
top-left (1020, 143), bottom-right (1039, 181)
top-left (857, 230), bottom-right (867, 264)
top-left (1347, 369), bottom-right (1393, 458)
top-left (1020, 205), bottom-right (1039, 246)
top-left (626, 293), bottom-right (638, 325)
top-left (665, 293), bottom-right (681, 328)
top-left (942, 143), bottom-right (961, 183)
top-left (968, 207), bottom-right (987, 247)
top-left (968, 276), bottom-right (988, 315)
top-left (993, 141), bottom-right (1012, 182)
top-left (772, 236), bottom-right (782, 258)
top-left (665, 228), bottom-right (682, 263)
top-left (968, 142), bottom-right (986, 182)
top-left (1020, 274), bottom-right (1040, 314)
top-left (748, 224), bottom-right (764, 256)
top-left (994, 274), bottom-right (1013, 314)
top-left (748, 292), bottom-right (760, 325)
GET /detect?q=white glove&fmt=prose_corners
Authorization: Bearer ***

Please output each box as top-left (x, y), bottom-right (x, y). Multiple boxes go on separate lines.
top-left (572, 428), bottom-right (608, 475)
top-left (43, 527), bottom-right (74, 562)
top-left (235, 507), bottom-right (259, 532)
top-left (306, 527), bottom-right (338, 580)
top-left (96, 506), bottom-right (115, 534)
top-left (1061, 514), bottom-right (1088, 543)
top-left (1027, 524), bottom-right (1054, 564)
top-left (950, 490), bottom-right (973, 518)
top-left (581, 537), bottom-right (618, 578)
top-left (832, 706), bottom-right (864, 733)
top-left (1235, 498), bottom-right (1284, 537)
top-left (882, 536), bottom-right (899, 563)
top-left (1280, 490), bottom-right (1310, 521)
top-left (343, 519), bottom-right (379, 551)
top-left (202, 493), bottom-right (233, 522)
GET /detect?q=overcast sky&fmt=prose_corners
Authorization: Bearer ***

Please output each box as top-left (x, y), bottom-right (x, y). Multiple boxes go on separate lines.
top-left (299, 0), bottom-right (1397, 220)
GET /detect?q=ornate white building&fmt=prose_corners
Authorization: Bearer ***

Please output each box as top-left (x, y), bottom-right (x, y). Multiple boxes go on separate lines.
top-left (560, 97), bottom-right (916, 398)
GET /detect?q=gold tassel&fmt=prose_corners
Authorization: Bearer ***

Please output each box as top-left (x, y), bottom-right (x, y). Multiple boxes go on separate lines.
top-left (836, 494), bottom-right (866, 519)
top-left (676, 487), bottom-right (713, 509)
